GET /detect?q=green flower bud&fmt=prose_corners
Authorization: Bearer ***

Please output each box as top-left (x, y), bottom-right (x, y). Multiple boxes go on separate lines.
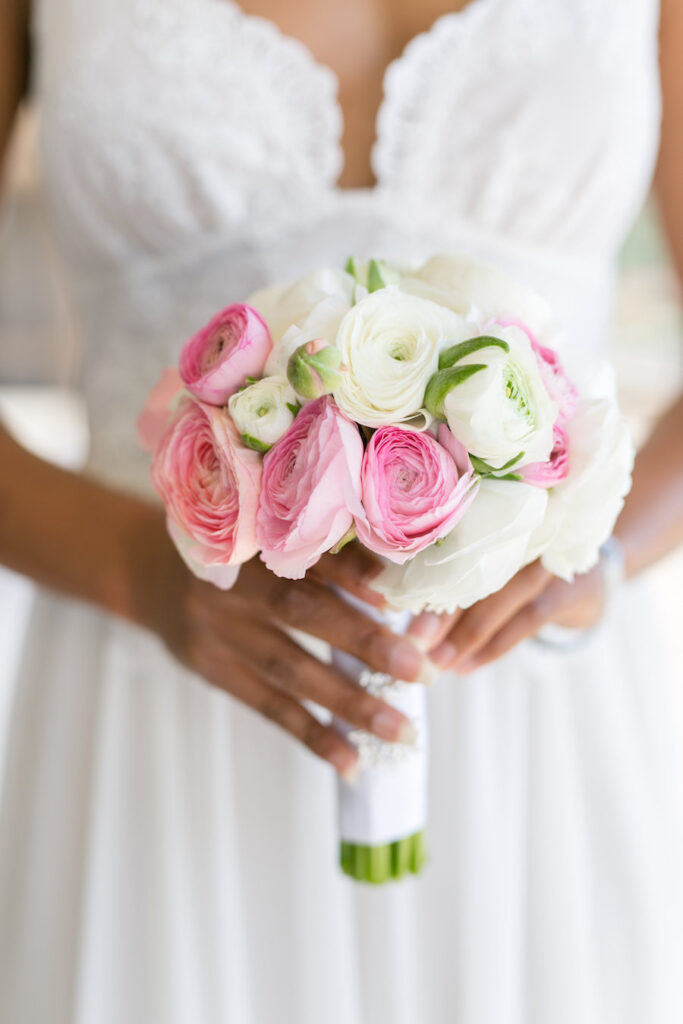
top-left (287, 339), bottom-right (343, 399)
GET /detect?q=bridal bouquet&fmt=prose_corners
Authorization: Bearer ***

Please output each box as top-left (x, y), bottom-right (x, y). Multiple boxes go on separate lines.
top-left (138, 253), bottom-right (633, 883)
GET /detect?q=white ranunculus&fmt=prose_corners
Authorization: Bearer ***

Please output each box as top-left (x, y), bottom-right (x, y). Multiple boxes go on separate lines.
top-left (333, 287), bottom-right (468, 427)
top-left (434, 324), bottom-right (558, 469)
top-left (228, 376), bottom-right (298, 449)
top-left (528, 398), bottom-right (634, 580)
top-left (401, 253), bottom-right (554, 337)
top-left (248, 268), bottom-right (355, 344)
top-left (264, 295), bottom-right (351, 378)
top-left (373, 478), bottom-right (548, 614)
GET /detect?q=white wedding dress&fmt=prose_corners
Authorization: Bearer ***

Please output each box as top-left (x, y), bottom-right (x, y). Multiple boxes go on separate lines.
top-left (3, 0), bottom-right (683, 1021)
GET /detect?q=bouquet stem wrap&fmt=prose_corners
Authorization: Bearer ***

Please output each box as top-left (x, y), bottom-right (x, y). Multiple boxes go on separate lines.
top-left (331, 593), bottom-right (429, 884)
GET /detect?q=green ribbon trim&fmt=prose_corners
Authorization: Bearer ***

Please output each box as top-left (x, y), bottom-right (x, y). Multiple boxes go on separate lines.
top-left (340, 831), bottom-right (427, 884)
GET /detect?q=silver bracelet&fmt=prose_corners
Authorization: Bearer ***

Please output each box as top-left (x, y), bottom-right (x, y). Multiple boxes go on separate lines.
top-left (532, 535), bottom-right (626, 651)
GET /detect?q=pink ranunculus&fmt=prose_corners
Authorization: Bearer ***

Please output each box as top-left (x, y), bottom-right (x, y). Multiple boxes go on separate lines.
top-left (520, 422), bottom-right (570, 489)
top-left (531, 340), bottom-right (579, 424)
top-left (257, 396), bottom-right (364, 579)
top-left (151, 396), bottom-right (262, 588)
top-left (494, 317), bottom-right (579, 423)
top-left (355, 424), bottom-right (478, 564)
top-left (179, 303), bottom-right (272, 405)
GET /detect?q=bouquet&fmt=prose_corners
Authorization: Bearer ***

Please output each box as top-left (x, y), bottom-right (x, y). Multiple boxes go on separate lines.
top-left (138, 253), bottom-right (633, 883)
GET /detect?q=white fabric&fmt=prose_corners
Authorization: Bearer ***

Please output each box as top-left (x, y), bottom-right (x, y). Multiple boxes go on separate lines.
top-left (3, 0), bottom-right (683, 1022)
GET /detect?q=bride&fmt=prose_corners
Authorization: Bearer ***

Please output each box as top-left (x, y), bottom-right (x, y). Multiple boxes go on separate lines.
top-left (2, 0), bottom-right (683, 1021)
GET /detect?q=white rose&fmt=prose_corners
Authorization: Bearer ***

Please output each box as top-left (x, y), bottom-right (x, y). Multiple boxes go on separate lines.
top-left (248, 269), bottom-right (355, 345)
top-left (373, 478), bottom-right (548, 614)
top-left (228, 376), bottom-right (298, 450)
top-left (333, 287), bottom-right (468, 427)
top-left (529, 397), bottom-right (634, 580)
top-left (428, 324), bottom-right (557, 470)
top-left (264, 294), bottom-right (351, 379)
top-left (401, 253), bottom-right (554, 337)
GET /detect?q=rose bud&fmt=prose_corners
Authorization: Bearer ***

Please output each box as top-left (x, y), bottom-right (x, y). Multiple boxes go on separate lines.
top-left (228, 376), bottom-right (299, 452)
top-left (286, 338), bottom-right (343, 400)
top-left (179, 303), bottom-right (272, 406)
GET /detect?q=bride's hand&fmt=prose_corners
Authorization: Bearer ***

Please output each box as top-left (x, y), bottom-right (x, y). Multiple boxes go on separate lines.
top-left (407, 559), bottom-right (607, 675)
top-left (133, 510), bottom-right (429, 781)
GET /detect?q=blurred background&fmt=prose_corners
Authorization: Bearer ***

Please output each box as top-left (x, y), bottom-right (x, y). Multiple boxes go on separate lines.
top-left (1, 107), bottom-right (683, 765)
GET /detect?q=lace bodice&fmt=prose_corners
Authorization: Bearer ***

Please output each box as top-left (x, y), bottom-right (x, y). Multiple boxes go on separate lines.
top-left (32, 0), bottom-right (661, 493)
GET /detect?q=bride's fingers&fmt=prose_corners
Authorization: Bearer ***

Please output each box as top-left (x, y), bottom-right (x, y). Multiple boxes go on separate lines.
top-left (234, 570), bottom-right (431, 683)
top-left (196, 642), bottom-right (360, 780)
top-left (222, 616), bottom-right (417, 743)
top-left (430, 561), bottom-right (552, 670)
top-left (454, 597), bottom-right (552, 673)
top-left (407, 608), bottom-right (463, 652)
top-left (311, 543), bottom-right (387, 609)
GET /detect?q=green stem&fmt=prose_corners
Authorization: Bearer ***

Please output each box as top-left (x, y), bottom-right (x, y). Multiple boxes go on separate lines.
top-left (339, 831), bottom-right (427, 884)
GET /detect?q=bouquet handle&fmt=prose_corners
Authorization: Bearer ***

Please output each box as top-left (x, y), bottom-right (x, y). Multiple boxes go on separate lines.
top-left (331, 593), bottom-right (429, 883)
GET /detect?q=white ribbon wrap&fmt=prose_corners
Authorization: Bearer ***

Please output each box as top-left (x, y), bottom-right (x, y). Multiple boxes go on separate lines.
top-left (331, 597), bottom-right (429, 846)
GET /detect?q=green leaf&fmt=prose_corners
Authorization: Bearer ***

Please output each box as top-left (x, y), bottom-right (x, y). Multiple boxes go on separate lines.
top-left (473, 450), bottom-right (528, 477)
top-left (439, 335), bottom-right (510, 370)
top-left (367, 258), bottom-right (386, 293)
top-left (344, 255), bottom-right (357, 277)
top-left (423, 363), bottom-right (487, 419)
top-left (286, 401), bottom-right (301, 417)
top-left (497, 473), bottom-right (523, 482)
top-left (241, 433), bottom-right (271, 453)
top-left (470, 450), bottom-right (525, 476)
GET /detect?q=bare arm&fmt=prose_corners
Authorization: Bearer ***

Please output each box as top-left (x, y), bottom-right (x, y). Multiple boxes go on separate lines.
top-left (0, 11), bottom-right (430, 776)
top-left (0, 0), bottom-right (165, 622)
top-left (616, 0), bottom-right (683, 577)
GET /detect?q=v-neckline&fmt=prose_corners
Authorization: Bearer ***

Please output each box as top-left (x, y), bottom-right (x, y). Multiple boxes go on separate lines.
top-left (226, 0), bottom-right (494, 193)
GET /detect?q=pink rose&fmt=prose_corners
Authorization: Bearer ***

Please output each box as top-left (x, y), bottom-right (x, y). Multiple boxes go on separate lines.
top-left (356, 424), bottom-right (477, 563)
top-left (520, 423), bottom-right (570, 488)
top-left (179, 303), bottom-right (272, 405)
top-left (151, 396), bottom-right (262, 588)
top-left (494, 318), bottom-right (578, 423)
top-left (257, 396), bottom-right (364, 579)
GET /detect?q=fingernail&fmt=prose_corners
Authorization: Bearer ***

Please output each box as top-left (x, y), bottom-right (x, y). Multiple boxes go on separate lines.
top-left (457, 657), bottom-right (478, 674)
top-left (339, 761), bottom-right (359, 786)
top-left (358, 584), bottom-right (387, 609)
top-left (407, 612), bottom-right (443, 651)
top-left (430, 640), bottom-right (457, 668)
top-left (371, 707), bottom-right (410, 742)
top-left (418, 661), bottom-right (439, 687)
top-left (397, 720), bottom-right (418, 744)
top-left (387, 641), bottom-right (425, 682)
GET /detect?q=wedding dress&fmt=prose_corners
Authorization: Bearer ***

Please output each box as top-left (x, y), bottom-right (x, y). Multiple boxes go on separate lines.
top-left (2, 0), bottom-right (683, 1021)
